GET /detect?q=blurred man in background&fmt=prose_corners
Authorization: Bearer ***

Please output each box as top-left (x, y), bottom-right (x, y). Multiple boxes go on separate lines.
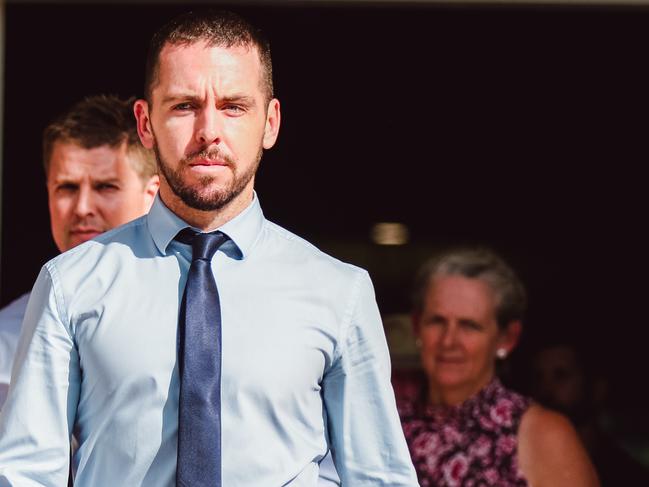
top-left (0, 94), bottom-right (159, 407)
top-left (531, 339), bottom-right (649, 486)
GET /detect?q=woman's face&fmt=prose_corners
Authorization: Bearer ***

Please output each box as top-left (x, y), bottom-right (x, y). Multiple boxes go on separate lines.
top-left (415, 275), bottom-right (513, 402)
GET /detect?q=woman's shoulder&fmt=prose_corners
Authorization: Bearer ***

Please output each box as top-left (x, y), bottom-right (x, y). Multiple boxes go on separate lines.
top-left (519, 403), bottom-right (574, 439)
top-left (517, 403), bottom-right (600, 487)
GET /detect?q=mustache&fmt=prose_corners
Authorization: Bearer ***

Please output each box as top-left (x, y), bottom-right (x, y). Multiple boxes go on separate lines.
top-left (183, 147), bottom-right (235, 166)
top-left (70, 217), bottom-right (103, 229)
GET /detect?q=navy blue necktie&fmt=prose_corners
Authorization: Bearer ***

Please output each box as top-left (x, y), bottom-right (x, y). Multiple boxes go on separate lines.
top-left (175, 229), bottom-right (229, 487)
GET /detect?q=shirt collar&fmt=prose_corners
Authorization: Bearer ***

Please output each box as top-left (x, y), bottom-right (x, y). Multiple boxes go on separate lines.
top-left (147, 191), bottom-right (265, 260)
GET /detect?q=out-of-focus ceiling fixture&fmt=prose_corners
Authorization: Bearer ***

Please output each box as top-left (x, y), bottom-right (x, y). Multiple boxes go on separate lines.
top-left (371, 222), bottom-right (410, 246)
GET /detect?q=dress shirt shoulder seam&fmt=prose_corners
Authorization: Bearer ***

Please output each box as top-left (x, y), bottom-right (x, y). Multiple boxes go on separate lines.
top-left (263, 220), bottom-right (326, 251)
top-left (263, 220), bottom-right (296, 243)
top-left (263, 220), bottom-right (349, 265)
top-left (43, 262), bottom-right (72, 340)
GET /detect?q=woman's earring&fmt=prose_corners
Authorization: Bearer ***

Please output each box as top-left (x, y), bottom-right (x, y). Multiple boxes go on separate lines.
top-left (496, 348), bottom-right (508, 359)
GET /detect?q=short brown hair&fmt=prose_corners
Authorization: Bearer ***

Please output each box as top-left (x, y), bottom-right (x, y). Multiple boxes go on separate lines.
top-left (42, 94), bottom-right (156, 183)
top-left (144, 10), bottom-right (273, 104)
top-left (412, 247), bottom-right (527, 329)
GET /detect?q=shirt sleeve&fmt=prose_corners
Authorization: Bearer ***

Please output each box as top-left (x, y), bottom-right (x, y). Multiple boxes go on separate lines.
top-left (322, 270), bottom-right (419, 486)
top-left (0, 264), bottom-right (80, 486)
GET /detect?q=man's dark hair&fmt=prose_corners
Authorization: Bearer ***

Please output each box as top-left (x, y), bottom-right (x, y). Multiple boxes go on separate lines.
top-left (144, 10), bottom-right (273, 105)
top-left (43, 94), bottom-right (156, 183)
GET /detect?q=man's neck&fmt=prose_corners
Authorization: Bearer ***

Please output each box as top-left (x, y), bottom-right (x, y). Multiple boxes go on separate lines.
top-left (159, 186), bottom-right (254, 232)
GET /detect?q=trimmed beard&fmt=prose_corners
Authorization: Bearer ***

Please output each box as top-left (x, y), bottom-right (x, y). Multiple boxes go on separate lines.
top-left (154, 141), bottom-right (262, 212)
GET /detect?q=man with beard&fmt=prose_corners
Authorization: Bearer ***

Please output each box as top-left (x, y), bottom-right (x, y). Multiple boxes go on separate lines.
top-left (0, 95), bottom-right (159, 408)
top-left (0, 10), bottom-right (417, 487)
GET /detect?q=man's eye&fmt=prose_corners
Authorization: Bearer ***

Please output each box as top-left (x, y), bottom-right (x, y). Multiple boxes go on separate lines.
top-left (173, 103), bottom-right (193, 111)
top-left (223, 105), bottom-right (245, 114)
top-left (96, 183), bottom-right (119, 191)
top-left (56, 184), bottom-right (78, 193)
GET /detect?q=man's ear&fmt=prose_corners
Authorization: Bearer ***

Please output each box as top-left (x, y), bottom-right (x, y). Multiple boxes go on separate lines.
top-left (497, 320), bottom-right (522, 355)
top-left (262, 98), bottom-right (281, 150)
top-left (134, 99), bottom-right (154, 149)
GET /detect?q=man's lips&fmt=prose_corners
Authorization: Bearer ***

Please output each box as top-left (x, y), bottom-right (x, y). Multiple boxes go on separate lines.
top-left (189, 158), bottom-right (229, 167)
top-left (70, 228), bottom-right (102, 239)
top-left (188, 159), bottom-right (231, 174)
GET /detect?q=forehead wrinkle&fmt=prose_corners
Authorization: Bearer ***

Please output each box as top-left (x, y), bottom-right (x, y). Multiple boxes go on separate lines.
top-left (149, 37), bottom-right (270, 102)
top-left (155, 42), bottom-right (264, 103)
top-left (52, 168), bottom-right (120, 183)
top-left (162, 40), bottom-right (257, 68)
top-left (50, 157), bottom-right (123, 184)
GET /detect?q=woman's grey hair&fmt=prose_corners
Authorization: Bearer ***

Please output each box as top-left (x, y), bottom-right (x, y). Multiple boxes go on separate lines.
top-left (412, 247), bottom-right (527, 329)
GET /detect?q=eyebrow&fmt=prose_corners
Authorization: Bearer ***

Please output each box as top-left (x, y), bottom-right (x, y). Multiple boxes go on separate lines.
top-left (161, 93), bottom-right (257, 107)
top-left (52, 176), bottom-right (121, 186)
top-left (220, 94), bottom-right (256, 106)
top-left (92, 177), bottom-right (121, 185)
top-left (161, 94), bottom-right (202, 106)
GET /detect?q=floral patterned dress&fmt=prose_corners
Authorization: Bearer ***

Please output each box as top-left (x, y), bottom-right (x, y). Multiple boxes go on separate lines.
top-left (399, 379), bottom-right (531, 487)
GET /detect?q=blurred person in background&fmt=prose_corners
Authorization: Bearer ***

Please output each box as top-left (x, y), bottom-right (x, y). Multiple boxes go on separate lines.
top-left (0, 94), bottom-right (159, 407)
top-left (399, 247), bottom-right (599, 487)
top-left (531, 339), bottom-right (649, 486)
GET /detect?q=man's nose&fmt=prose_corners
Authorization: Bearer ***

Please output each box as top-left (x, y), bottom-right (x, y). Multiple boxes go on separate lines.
top-left (74, 186), bottom-right (95, 217)
top-left (195, 106), bottom-right (222, 146)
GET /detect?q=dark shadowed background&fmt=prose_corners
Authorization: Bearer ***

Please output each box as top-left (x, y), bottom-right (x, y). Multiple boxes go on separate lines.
top-left (1, 0), bottom-right (648, 457)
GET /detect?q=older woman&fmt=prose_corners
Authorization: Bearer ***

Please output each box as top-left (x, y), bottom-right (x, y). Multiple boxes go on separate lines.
top-left (399, 248), bottom-right (599, 487)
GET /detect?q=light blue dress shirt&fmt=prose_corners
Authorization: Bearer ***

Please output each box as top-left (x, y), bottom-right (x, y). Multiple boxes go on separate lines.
top-left (0, 293), bottom-right (30, 408)
top-left (0, 194), bottom-right (418, 486)
top-left (317, 452), bottom-right (340, 485)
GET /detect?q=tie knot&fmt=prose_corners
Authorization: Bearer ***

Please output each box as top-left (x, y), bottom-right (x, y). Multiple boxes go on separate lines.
top-left (176, 229), bottom-right (229, 261)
